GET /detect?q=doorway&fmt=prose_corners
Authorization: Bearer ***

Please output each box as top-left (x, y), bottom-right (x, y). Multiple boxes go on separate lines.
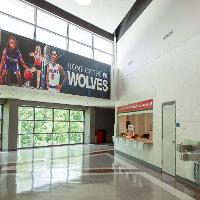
top-left (162, 101), bottom-right (176, 176)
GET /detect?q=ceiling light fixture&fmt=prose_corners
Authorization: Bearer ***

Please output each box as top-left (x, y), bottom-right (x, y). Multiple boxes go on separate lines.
top-left (75, 0), bottom-right (92, 6)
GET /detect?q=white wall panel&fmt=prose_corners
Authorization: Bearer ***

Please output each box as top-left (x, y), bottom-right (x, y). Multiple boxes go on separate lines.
top-left (116, 0), bottom-right (200, 182)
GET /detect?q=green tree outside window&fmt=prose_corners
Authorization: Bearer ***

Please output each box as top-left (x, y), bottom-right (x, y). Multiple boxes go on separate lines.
top-left (18, 107), bottom-right (84, 148)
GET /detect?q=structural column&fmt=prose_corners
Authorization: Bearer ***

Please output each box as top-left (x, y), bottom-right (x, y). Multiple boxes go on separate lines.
top-left (2, 99), bottom-right (18, 151)
top-left (84, 107), bottom-right (95, 144)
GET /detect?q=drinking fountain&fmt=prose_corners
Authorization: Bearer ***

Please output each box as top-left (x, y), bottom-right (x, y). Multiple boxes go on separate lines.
top-left (177, 143), bottom-right (200, 161)
top-left (181, 152), bottom-right (200, 161)
top-left (176, 143), bottom-right (193, 153)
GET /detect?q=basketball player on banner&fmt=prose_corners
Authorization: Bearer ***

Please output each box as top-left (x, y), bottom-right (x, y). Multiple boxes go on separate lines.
top-left (46, 50), bottom-right (67, 92)
top-left (0, 36), bottom-right (30, 86)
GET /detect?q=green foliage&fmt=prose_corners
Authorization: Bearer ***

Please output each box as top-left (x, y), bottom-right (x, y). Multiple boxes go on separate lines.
top-left (54, 109), bottom-right (69, 121)
top-left (34, 134), bottom-right (52, 146)
top-left (18, 107), bottom-right (33, 120)
top-left (53, 122), bottom-right (69, 133)
top-left (35, 121), bottom-right (53, 133)
top-left (70, 133), bottom-right (82, 144)
top-left (18, 121), bottom-right (34, 134)
top-left (70, 122), bottom-right (84, 132)
top-left (53, 133), bottom-right (69, 145)
top-left (35, 108), bottom-right (53, 120)
top-left (18, 134), bottom-right (33, 148)
top-left (70, 110), bottom-right (84, 121)
top-left (18, 107), bottom-right (84, 148)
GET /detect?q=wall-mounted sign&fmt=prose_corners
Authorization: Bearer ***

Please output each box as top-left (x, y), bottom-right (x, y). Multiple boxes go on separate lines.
top-left (117, 99), bottom-right (153, 113)
top-left (0, 30), bottom-right (111, 99)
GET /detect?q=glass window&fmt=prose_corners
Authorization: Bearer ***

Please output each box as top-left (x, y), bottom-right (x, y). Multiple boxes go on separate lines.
top-left (68, 39), bottom-right (92, 58)
top-left (70, 111), bottom-right (84, 121)
top-left (70, 122), bottom-right (84, 132)
top-left (53, 122), bottom-right (69, 133)
top-left (0, 0), bottom-right (114, 67)
top-left (18, 121), bottom-right (34, 134)
top-left (70, 133), bottom-right (83, 144)
top-left (94, 49), bottom-right (113, 65)
top-left (37, 10), bottom-right (67, 36)
top-left (18, 107), bottom-right (84, 148)
top-left (54, 109), bottom-right (69, 121)
top-left (36, 28), bottom-right (67, 50)
top-left (0, 13), bottom-right (34, 39)
top-left (53, 133), bottom-right (69, 145)
top-left (94, 35), bottom-right (113, 54)
top-left (18, 107), bottom-right (34, 120)
top-left (35, 108), bottom-right (52, 120)
top-left (69, 24), bottom-right (92, 46)
top-left (34, 134), bottom-right (52, 147)
top-left (0, 0), bottom-right (35, 23)
top-left (35, 121), bottom-right (53, 133)
top-left (18, 134), bottom-right (33, 148)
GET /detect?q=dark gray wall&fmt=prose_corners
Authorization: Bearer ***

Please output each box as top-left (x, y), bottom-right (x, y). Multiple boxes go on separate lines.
top-left (94, 107), bottom-right (115, 143)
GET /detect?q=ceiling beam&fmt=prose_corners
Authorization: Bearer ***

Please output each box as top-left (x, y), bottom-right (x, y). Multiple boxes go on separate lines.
top-left (114, 0), bottom-right (154, 42)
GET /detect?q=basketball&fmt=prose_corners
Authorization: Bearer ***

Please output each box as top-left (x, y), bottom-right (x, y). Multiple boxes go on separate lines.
top-left (24, 70), bottom-right (33, 81)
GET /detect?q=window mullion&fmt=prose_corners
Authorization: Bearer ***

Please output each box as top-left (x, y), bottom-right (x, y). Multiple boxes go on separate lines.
top-left (33, 7), bottom-right (37, 40)
top-left (92, 33), bottom-right (94, 59)
top-left (66, 22), bottom-right (69, 51)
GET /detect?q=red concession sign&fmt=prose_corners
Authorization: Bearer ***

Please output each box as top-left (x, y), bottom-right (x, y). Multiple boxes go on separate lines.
top-left (117, 99), bottom-right (153, 113)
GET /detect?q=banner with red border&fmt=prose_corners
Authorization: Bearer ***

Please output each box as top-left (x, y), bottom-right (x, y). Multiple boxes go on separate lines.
top-left (117, 99), bottom-right (153, 113)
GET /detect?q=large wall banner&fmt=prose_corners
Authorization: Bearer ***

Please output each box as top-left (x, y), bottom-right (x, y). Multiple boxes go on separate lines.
top-left (0, 30), bottom-right (111, 99)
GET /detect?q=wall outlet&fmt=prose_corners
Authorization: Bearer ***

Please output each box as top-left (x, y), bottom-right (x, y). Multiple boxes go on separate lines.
top-left (176, 122), bottom-right (180, 128)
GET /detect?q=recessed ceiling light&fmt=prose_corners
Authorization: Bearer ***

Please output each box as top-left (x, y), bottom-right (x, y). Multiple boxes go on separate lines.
top-left (75, 0), bottom-right (92, 6)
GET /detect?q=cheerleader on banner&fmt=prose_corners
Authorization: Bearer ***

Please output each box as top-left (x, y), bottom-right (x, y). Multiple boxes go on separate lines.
top-left (29, 45), bottom-right (43, 89)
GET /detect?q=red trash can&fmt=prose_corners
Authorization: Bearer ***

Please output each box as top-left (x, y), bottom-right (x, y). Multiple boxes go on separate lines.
top-left (96, 130), bottom-right (103, 144)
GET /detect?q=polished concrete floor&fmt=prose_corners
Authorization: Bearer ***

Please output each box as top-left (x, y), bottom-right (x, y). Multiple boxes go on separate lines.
top-left (0, 144), bottom-right (199, 200)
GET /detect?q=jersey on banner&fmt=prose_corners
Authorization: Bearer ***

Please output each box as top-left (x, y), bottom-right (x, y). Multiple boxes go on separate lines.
top-left (0, 30), bottom-right (111, 99)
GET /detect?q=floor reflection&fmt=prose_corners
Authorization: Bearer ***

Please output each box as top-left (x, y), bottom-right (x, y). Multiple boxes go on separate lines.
top-left (0, 145), bottom-right (114, 195)
top-left (0, 145), bottom-right (197, 200)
